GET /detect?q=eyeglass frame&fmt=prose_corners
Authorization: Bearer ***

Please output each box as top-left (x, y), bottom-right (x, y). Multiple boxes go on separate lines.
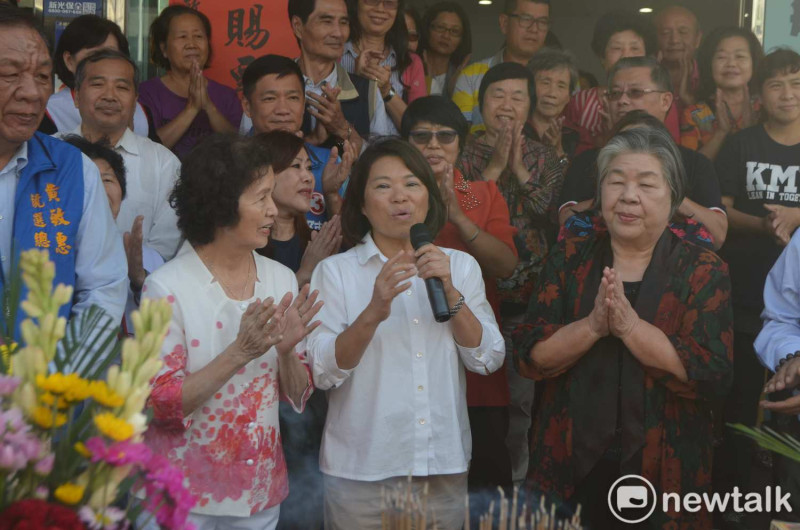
top-left (362, 0), bottom-right (399, 11)
top-left (603, 88), bottom-right (668, 101)
top-left (506, 14), bottom-right (550, 31)
top-left (407, 129), bottom-right (460, 145)
top-left (430, 23), bottom-right (463, 38)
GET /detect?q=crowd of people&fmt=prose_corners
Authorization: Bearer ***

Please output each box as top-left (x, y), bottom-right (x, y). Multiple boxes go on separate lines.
top-left (1, 0), bottom-right (800, 528)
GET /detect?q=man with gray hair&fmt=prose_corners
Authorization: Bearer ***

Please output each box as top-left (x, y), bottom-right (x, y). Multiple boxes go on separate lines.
top-left (558, 56), bottom-right (727, 250)
top-left (655, 5), bottom-right (702, 108)
top-left (527, 47), bottom-right (580, 163)
top-left (60, 49), bottom-right (181, 264)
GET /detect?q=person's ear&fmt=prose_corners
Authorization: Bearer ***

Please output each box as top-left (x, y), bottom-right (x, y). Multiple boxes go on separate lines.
top-left (241, 94), bottom-right (251, 118)
top-left (661, 91), bottom-right (674, 114)
top-left (499, 14), bottom-right (509, 37)
top-left (63, 51), bottom-right (77, 74)
top-left (291, 15), bottom-right (305, 42)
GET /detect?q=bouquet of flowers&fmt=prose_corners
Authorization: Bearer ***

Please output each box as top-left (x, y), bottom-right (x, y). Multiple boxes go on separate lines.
top-left (0, 249), bottom-right (195, 529)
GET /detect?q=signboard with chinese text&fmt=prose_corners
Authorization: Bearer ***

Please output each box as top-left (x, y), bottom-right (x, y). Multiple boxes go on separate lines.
top-left (169, 0), bottom-right (300, 92)
top-left (43, 0), bottom-right (103, 50)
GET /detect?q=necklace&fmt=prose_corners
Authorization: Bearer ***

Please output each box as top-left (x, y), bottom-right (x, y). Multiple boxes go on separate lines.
top-left (203, 251), bottom-right (254, 300)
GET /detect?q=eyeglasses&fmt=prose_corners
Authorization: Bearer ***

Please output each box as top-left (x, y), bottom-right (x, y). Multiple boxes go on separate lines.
top-left (430, 23), bottom-right (462, 38)
top-left (507, 14), bottom-right (550, 30)
top-left (408, 31), bottom-right (419, 42)
top-left (408, 129), bottom-right (459, 145)
top-left (604, 88), bottom-right (667, 101)
top-left (363, 0), bottom-right (398, 10)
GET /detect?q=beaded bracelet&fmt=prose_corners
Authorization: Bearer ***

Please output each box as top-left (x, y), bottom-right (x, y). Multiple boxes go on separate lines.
top-left (777, 350), bottom-right (800, 369)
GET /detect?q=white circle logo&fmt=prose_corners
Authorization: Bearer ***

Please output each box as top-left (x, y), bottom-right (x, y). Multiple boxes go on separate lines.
top-left (608, 474), bottom-right (658, 524)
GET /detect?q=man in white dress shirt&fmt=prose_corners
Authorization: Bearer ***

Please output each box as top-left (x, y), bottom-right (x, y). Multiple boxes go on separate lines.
top-left (60, 49), bottom-right (181, 261)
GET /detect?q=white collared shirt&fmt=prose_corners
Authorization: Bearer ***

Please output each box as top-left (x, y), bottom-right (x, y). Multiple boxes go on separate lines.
top-left (57, 127), bottom-right (182, 260)
top-left (303, 66), bottom-right (339, 132)
top-left (307, 233), bottom-right (505, 481)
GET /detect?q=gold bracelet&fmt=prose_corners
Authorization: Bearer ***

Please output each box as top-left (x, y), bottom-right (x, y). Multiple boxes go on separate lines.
top-left (466, 227), bottom-right (480, 243)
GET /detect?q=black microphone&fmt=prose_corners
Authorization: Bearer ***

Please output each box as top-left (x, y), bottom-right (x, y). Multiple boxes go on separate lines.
top-left (410, 223), bottom-right (451, 323)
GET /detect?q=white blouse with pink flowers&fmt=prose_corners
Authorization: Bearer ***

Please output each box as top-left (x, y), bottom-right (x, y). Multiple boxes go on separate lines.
top-left (143, 242), bottom-right (312, 518)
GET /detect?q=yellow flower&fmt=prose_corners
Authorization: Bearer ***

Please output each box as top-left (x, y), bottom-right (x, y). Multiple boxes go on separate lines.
top-left (89, 381), bottom-right (124, 409)
top-left (39, 392), bottom-right (68, 410)
top-left (94, 413), bottom-right (134, 442)
top-left (36, 373), bottom-right (91, 402)
top-left (31, 406), bottom-right (67, 429)
top-left (54, 483), bottom-right (85, 505)
top-left (74, 442), bottom-right (91, 458)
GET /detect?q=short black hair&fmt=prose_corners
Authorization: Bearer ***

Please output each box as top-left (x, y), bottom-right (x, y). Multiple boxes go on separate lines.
top-left (478, 62), bottom-right (537, 118)
top-left (242, 55), bottom-right (304, 101)
top-left (400, 96), bottom-right (469, 153)
top-left (61, 134), bottom-right (127, 200)
top-left (527, 47), bottom-right (579, 93)
top-left (149, 5), bottom-right (212, 70)
top-left (696, 27), bottom-right (763, 103)
top-left (754, 48), bottom-right (800, 95)
top-left (54, 15), bottom-right (128, 89)
top-left (608, 55), bottom-right (672, 93)
top-left (171, 134), bottom-right (273, 246)
top-left (341, 138), bottom-right (447, 247)
top-left (418, 2), bottom-right (472, 73)
top-left (254, 130), bottom-right (307, 174)
top-left (74, 49), bottom-right (139, 93)
top-left (0, 6), bottom-right (50, 53)
top-left (287, 0), bottom-right (319, 24)
top-left (503, 0), bottom-right (550, 15)
top-left (590, 9), bottom-right (656, 60)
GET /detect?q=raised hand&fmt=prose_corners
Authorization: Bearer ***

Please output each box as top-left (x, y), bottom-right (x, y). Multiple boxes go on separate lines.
top-left (605, 268), bottom-right (639, 339)
top-left (306, 84), bottom-right (351, 140)
top-left (233, 297), bottom-right (282, 362)
top-left (764, 204), bottom-right (800, 246)
top-left (123, 215), bottom-right (146, 293)
top-left (587, 268), bottom-right (610, 339)
top-left (541, 117), bottom-right (565, 157)
top-left (273, 285), bottom-right (324, 356)
top-left (321, 142), bottom-right (354, 196)
top-left (367, 250), bottom-right (417, 323)
top-left (714, 89), bottom-right (733, 134)
top-left (509, 124), bottom-right (530, 184)
top-left (439, 163), bottom-right (465, 223)
top-left (414, 243), bottom-right (454, 295)
top-left (298, 216), bottom-right (342, 282)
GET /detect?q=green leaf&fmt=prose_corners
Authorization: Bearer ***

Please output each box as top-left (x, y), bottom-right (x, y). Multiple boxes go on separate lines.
top-left (57, 304), bottom-right (121, 379)
top-left (729, 423), bottom-right (800, 464)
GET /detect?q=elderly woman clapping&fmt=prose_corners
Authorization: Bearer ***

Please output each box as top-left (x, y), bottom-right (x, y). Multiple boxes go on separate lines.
top-left (144, 134), bottom-right (322, 529)
top-left (513, 126), bottom-right (733, 529)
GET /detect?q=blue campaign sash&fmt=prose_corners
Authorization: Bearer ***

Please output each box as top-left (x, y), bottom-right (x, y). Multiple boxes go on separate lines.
top-left (1, 133), bottom-right (84, 338)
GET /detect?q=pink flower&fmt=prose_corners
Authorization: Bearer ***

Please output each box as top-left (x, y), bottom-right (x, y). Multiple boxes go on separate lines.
top-left (0, 375), bottom-right (20, 396)
top-left (34, 453), bottom-right (54, 475)
top-left (85, 437), bottom-right (153, 466)
top-left (78, 505), bottom-right (129, 530)
top-left (139, 453), bottom-right (196, 530)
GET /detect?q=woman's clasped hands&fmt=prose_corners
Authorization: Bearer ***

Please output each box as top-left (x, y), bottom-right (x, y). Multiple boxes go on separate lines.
top-left (587, 267), bottom-right (639, 340)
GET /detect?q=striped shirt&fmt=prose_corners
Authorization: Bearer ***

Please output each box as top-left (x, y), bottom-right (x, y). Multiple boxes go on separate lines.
top-left (452, 50), bottom-right (505, 133)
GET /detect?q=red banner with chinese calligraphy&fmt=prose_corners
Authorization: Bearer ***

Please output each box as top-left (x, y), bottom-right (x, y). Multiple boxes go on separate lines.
top-left (170, 0), bottom-right (300, 92)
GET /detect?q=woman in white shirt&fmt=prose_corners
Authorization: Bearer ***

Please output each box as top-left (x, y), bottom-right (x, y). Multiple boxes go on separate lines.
top-left (308, 138), bottom-right (505, 529)
top-left (143, 134), bottom-right (322, 530)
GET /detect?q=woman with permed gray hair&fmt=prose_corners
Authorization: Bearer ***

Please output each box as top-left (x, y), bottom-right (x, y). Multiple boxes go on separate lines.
top-left (512, 126), bottom-right (733, 529)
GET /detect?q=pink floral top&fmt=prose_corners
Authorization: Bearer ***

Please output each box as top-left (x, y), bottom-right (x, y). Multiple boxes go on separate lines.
top-left (143, 242), bottom-right (312, 518)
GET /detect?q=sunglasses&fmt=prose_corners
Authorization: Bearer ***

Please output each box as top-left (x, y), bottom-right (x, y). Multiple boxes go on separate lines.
top-left (408, 130), bottom-right (459, 145)
top-left (604, 88), bottom-right (667, 101)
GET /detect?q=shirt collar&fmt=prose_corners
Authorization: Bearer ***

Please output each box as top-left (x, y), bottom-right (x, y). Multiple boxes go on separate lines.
top-left (302, 64), bottom-right (338, 91)
top-left (0, 143), bottom-right (28, 178)
top-left (116, 128), bottom-right (139, 156)
top-left (355, 232), bottom-right (388, 266)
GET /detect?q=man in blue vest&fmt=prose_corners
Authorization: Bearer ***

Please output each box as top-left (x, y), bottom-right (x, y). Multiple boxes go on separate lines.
top-left (0, 7), bottom-right (127, 333)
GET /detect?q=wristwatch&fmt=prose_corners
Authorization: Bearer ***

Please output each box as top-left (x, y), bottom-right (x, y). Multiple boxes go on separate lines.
top-left (383, 87), bottom-right (396, 103)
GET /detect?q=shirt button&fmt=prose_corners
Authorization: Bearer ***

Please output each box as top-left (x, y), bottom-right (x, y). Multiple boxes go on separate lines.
top-left (416, 352), bottom-right (423, 358)
top-left (412, 318), bottom-right (419, 325)
top-left (239, 303), bottom-right (248, 310)
top-left (406, 290), bottom-right (412, 296)
top-left (417, 385), bottom-right (424, 391)
top-left (246, 458), bottom-right (254, 466)
top-left (418, 418), bottom-right (426, 425)
top-left (477, 352), bottom-right (483, 359)
top-left (0, 214), bottom-right (4, 220)
top-left (248, 422), bottom-right (255, 428)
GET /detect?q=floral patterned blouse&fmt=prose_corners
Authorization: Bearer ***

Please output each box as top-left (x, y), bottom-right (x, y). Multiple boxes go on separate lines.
top-left (457, 132), bottom-right (564, 307)
top-left (512, 232), bottom-right (733, 529)
top-left (143, 242), bottom-right (312, 518)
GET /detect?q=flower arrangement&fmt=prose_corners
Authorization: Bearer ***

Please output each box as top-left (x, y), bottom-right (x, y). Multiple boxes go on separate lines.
top-left (0, 249), bottom-right (195, 529)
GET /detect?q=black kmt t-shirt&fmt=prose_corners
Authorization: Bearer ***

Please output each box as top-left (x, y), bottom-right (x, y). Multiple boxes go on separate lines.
top-left (716, 124), bottom-right (800, 332)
